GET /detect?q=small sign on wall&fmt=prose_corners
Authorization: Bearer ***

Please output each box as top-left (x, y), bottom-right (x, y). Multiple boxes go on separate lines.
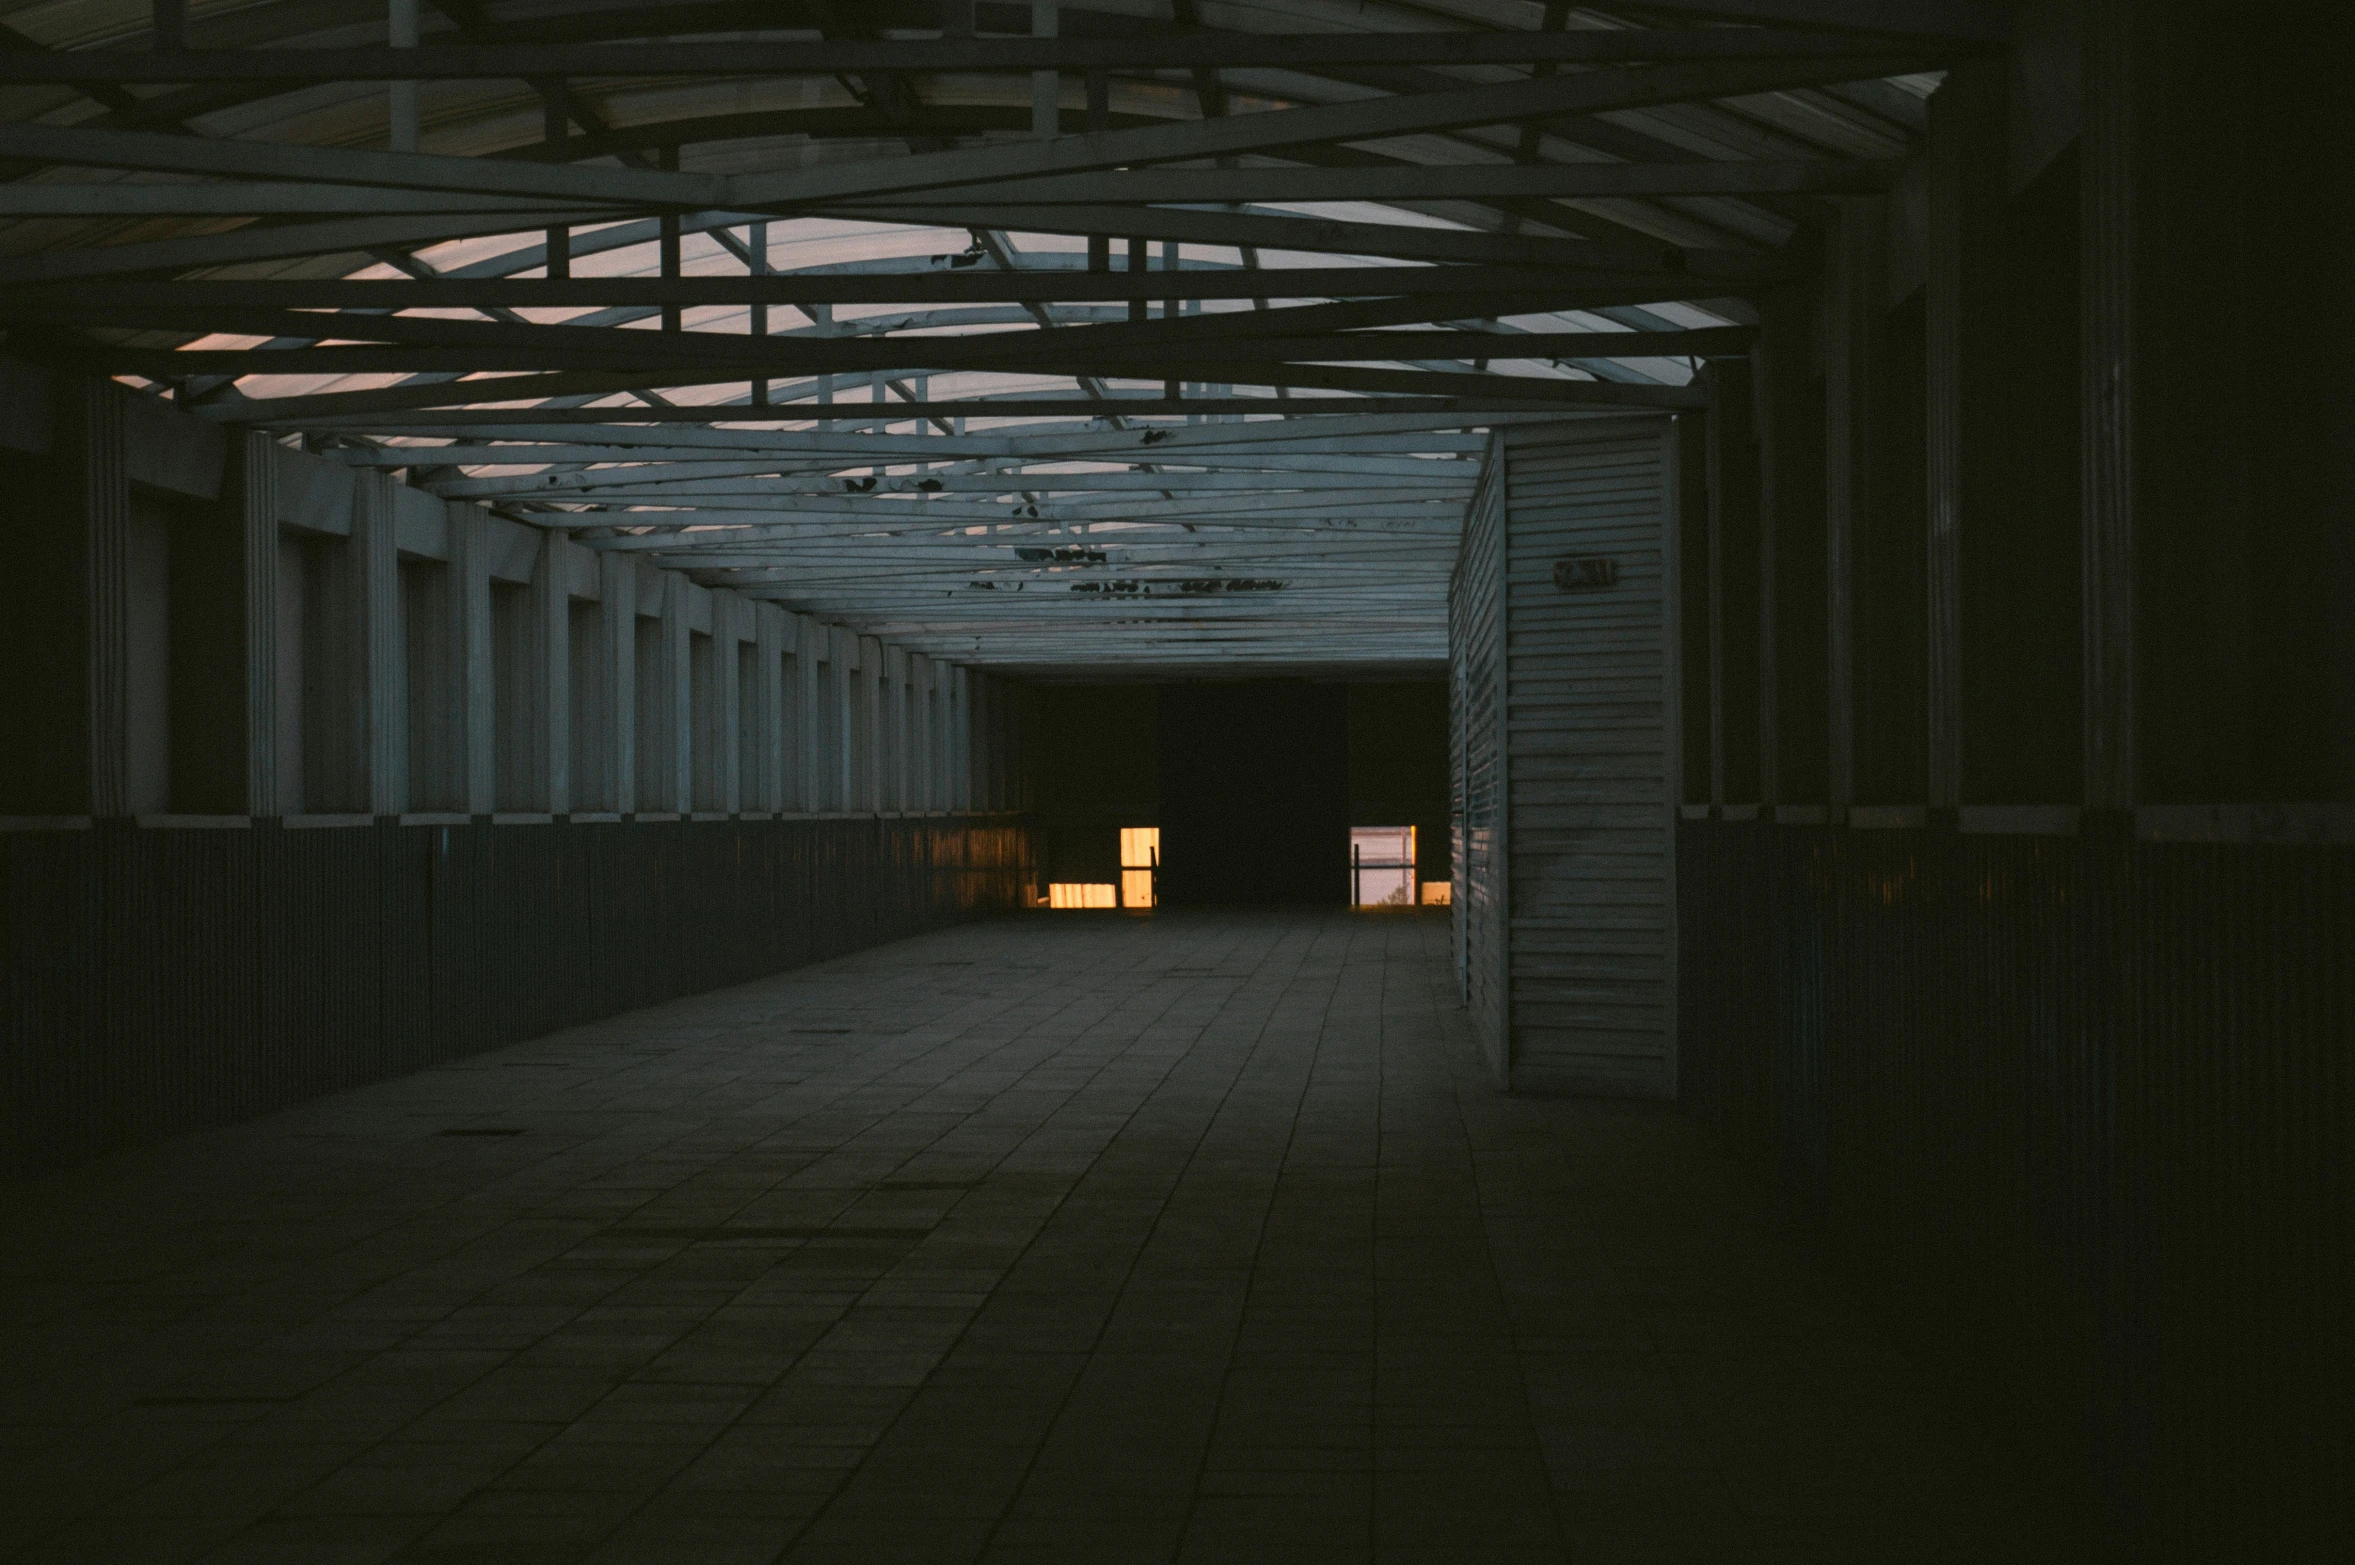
top-left (1553, 556), bottom-right (1618, 592)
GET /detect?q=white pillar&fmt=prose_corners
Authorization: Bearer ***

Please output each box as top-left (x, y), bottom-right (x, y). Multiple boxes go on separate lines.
top-left (967, 670), bottom-right (989, 811)
top-left (1031, 1), bottom-right (1059, 138)
top-left (753, 602), bottom-right (787, 812)
top-left (356, 469), bottom-right (404, 815)
top-left (950, 666), bottom-right (971, 812)
top-left (933, 662), bottom-right (948, 810)
top-left (889, 647), bottom-right (911, 811)
top-left (388, 0), bottom-right (420, 152)
top-left (713, 589), bottom-right (743, 814)
top-left (534, 531), bottom-right (572, 814)
top-left (792, 613), bottom-right (820, 811)
top-left (660, 573), bottom-right (692, 813)
top-left (57, 380), bottom-right (131, 818)
top-left (600, 551), bottom-right (636, 813)
top-left (907, 654), bottom-right (931, 811)
top-left (452, 503), bottom-right (495, 815)
top-left (833, 626), bottom-right (856, 811)
top-left (236, 431), bottom-right (281, 818)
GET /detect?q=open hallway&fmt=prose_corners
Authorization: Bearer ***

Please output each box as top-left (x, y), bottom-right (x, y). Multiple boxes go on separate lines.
top-left (3, 911), bottom-right (2064, 1565)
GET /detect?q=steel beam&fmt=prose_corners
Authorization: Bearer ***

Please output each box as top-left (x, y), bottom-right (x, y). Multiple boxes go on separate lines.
top-left (4, 265), bottom-right (1749, 310)
top-left (0, 31), bottom-right (1955, 83)
top-left (852, 158), bottom-right (1903, 207)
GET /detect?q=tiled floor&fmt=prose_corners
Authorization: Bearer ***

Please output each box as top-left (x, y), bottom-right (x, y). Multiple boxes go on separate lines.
top-left (2, 910), bottom-right (2067, 1564)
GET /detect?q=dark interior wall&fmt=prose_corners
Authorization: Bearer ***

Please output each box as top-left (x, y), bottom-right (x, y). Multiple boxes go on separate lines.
top-left (0, 815), bottom-right (1032, 1177)
top-left (1159, 680), bottom-right (1349, 905)
top-left (1856, 290), bottom-right (1929, 803)
top-left (1678, 821), bottom-right (2351, 1563)
top-left (0, 448), bottom-right (87, 816)
top-left (1965, 142), bottom-right (2083, 804)
top-left (1017, 679), bottom-right (1447, 904)
top-left (1344, 682), bottom-right (1451, 885)
top-left (1029, 684), bottom-right (1159, 886)
top-left (2134, 14), bottom-right (2355, 803)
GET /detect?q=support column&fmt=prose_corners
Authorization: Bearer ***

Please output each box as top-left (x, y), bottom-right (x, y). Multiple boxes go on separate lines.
top-left (1031, 2), bottom-right (1059, 137)
top-left (907, 652), bottom-right (932, 811)
top-left (387, 0), bottom-right (419, 152)
top-left (452, 504), bottom-right (495, 815)
top-left (658, 573), bottom-right (691, 813)
top-left (65, 379), bottom-right (131, 819)
top-left (934, 662), bottom-right (954, 811)
top-left (355, 470), bottom-right (404, 816)
top-left (1677, 409), bottom-right (1712, 806)
top-left (1926, 60), bottom-right (2006, 808)
top-left (792, 614), bottom-right (819, 811)
top-left (880, 640), bottom-right (894, 804)
top-left (714, 590), bottom-right (743, 815)
top-left (236, 432), bottom-right (280, 817)
top-left (859, 635), bottom-right (884, 813)
top-left (1823, 197), bottom-right (1882, 813)
top-left (1705, 361), bottom-right (1761, 805)
top-left (752, 601), bottom-right (785, 812)
top-left (967, 672), bottom-right (989, 811)
top-left (534, 531), bottom-right (572, 814)
top-left (953, 667), bottom-right (973, 811)
top-left (2081, 0), bottom-right (2136, 812)
top-left (600, 551), bottom-right (636, 814)
top-left (1754, 285), bottom-right (1827, 807)
top-left (831, 626), bottom-right (854, 812)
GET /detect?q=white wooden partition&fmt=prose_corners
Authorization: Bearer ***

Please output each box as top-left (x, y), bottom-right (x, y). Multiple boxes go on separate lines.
top-left (1451, 417), bottom-right (1681, 1098)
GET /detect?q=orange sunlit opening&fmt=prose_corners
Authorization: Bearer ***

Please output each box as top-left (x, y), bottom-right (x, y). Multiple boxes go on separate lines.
top-left (1351, 826), bottom-right (1417, 907)
top-left (1048, 883), bottom-right (1117, 909)
top-left (1420, 882), bottom-right (1451, 906)
top-left (1120, 827), bottom-right (1160, 909)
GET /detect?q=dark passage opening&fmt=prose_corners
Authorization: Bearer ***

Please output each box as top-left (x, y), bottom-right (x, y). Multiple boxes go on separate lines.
top-left (1157, 680), bottom-right (1348, 906)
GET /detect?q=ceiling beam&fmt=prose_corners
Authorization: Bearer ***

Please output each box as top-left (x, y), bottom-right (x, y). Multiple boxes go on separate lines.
top-left (146, 361), bottom-right (1699, 420)
top-left (0, 210), bottom-right (620, 285)
top-left (729, 54), bottom-right (1933, 209)
top-left (825, 203), bottom-right (1780, 276)
top-left (0, 186), bottom-right (602, 218)
top-left (7, 268), bottom-right (1754, 312)
top-left (0, 157), bottom-right (1894, 219)
top-left (69, 316), bottom-right (1747, 371)
top-left (1633, 2), bottom-right (2011, 43)
top-left (1, 55), bottom-right (1923, 214)
top-left (0, 123), bottom-right (718, 205)
top-left (0, 31), bottom-right (1954, 84)
top-left (268, 399), bottom-right (1630, 429)
top-left (63, 278), bottom-right (1726, 359)
top-left (849, 158), bottom-right (1902, 208)
top-left (0, 193), bottom-right (1786, 286)
top-left (295, 412), bottom-right (1560, 451)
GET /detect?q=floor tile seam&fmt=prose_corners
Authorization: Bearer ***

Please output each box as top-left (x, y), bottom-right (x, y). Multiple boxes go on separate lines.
top-left (34, 1248), bottom-right (562, 1523)
top-left (178, 1354), bottom-right (585, 1559)
top-left (606, 938), bottom-right (1222, 1560)
top-left (171, 1113), bottom-right (795, 1546)
top-left (1169, 940), bottom-right (1366, 1563)
top-left (986, 971), bottom-right (1229, 1200)
top-left (1433, 920), bottom-right (1691, 1554)
top-left (933, 944), bottom-right (1333, 1562)
top-left (1366, 913), bottom-right (1554, 1543)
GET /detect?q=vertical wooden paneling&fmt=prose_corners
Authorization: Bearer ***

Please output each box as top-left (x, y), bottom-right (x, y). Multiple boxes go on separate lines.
top-left (1449, 440), bottom-right (1506, 1077)
top-left (1679, 818), bottom-right (2352, 1562)
top-left (1, 813), bottom-right (1032, 1179)
top-left (2080, 0), bottom-right (2137, 811)
top-left (66, 380), bottom-right (131, 821)
top-left (1497, 420), bottom-right (1678, 1099)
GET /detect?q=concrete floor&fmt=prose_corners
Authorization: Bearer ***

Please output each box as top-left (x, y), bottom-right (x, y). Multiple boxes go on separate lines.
top-left (1, 911), bottom-right (2066, 1564)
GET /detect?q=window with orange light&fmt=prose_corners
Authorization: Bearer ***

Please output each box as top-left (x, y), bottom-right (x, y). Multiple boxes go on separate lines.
top-left (1120, 827), bottom-right (1159, 909)
top-left (1350, 826), bottom-right (1416, 907)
